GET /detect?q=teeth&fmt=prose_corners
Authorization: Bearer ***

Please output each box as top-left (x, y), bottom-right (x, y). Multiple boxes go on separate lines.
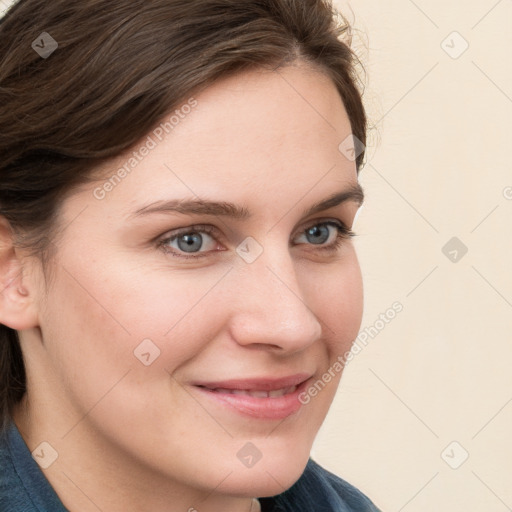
top-left (211, 385), bottom-right (297, 398)
top-left (231, 389), bottom-right (249, 396)
top-left (251, 390), bottom-right (270, 398)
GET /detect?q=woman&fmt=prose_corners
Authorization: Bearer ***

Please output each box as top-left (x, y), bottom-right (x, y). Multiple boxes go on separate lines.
top-left (0, 0), bottom-right (381, 510)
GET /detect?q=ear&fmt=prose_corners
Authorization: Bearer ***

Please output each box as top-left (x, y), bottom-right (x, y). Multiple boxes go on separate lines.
top-left (0, 216), bottom-right (40, 331)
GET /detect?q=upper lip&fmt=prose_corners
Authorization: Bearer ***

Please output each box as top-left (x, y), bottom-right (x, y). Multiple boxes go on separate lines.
top-left (192, 373), bottom-right (312, 391)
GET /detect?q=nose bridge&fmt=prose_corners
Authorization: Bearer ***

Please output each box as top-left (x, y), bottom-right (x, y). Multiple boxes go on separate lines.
top-left (228, 243), bottom-right (323, 350)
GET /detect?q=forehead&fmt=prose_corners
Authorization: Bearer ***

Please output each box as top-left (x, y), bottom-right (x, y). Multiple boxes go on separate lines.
top-left (73, 65), bottom-right (358, 221)
top-left (168, 63), bottom-right (351, 158)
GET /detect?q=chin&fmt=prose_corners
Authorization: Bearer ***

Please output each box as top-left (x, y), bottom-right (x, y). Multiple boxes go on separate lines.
top-left (214, 448), bottom-right (311, 498)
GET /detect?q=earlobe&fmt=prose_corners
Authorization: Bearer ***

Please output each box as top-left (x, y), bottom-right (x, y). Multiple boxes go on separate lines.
top-left (0, 217), bottom-right (40, 331)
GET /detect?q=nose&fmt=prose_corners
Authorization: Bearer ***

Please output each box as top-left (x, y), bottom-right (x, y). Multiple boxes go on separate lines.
top-left (227, 246), bottom-right (323, 353)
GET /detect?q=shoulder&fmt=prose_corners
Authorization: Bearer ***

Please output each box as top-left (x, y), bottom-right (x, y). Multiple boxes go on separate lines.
top-left (261, 458), bottom-right (382, 512)
top-left (304, 458), bottom-right (382, 511)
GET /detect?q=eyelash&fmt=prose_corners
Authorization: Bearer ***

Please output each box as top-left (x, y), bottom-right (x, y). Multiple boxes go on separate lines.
top-left (156, 221), bottom-right (356, 260)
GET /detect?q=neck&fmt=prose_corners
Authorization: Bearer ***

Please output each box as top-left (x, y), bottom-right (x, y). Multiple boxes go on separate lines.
top-left (12, 401), bottom-right (262, 512)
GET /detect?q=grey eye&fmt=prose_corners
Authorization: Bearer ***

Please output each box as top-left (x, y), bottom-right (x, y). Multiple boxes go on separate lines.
top-left (163, 231), bottom-right (217, 254)
top-left (304, 225), bottom-right (331, 245)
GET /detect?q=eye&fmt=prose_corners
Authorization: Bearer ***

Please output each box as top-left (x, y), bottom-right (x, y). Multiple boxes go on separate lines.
top-left (157, 221), bottom-right (355, 260)
top-left (157, 224), bottom-right (221, 259)
top-left (294, 220), bottom-right (355, 252)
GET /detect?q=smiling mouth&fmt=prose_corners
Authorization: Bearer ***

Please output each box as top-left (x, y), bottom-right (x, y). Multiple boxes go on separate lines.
top-left (192, 375), bottom-right (312, 420)
top-left (197, 385), bottom-right (298, 398)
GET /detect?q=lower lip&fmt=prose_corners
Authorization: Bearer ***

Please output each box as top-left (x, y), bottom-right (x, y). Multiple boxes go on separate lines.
top-left (193, 379), bottom-right (311, 420)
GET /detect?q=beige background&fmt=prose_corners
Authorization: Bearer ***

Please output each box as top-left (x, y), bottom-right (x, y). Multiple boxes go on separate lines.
top-left (314, 1), bottom-right (512, 511)
top-left (2, 0), bottom-right (511, 510)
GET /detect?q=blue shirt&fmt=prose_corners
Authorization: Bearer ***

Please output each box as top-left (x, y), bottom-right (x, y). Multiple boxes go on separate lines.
top-left (0, 419), bottom-right (382, 511)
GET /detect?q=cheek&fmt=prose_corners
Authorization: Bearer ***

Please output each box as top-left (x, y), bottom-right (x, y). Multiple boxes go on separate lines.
top-left (35, 243), bottom-right (363, 489)
top-left (40, 257), bottom-right (229, 416)
top-left (306, 250), bottom-right (364, 358)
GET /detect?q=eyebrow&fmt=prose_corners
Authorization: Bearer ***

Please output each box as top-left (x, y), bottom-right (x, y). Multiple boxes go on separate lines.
top-left (128, 182), bottom-right (364, 221)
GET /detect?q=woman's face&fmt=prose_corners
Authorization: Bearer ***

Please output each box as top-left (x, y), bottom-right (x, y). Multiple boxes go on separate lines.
top-left (19, 64), bottom-right (364, 505)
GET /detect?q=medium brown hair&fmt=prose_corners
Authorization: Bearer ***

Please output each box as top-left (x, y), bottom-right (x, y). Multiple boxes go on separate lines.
top-left (0, 0), bottom-right (367, 434)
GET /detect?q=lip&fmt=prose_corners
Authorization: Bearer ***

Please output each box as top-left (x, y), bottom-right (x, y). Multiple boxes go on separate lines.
top-left (191, 373), bottom-right (313, 420)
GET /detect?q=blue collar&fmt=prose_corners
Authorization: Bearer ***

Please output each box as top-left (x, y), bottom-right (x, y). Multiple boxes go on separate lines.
top-left (0, 419), bottom-right (68, 511)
